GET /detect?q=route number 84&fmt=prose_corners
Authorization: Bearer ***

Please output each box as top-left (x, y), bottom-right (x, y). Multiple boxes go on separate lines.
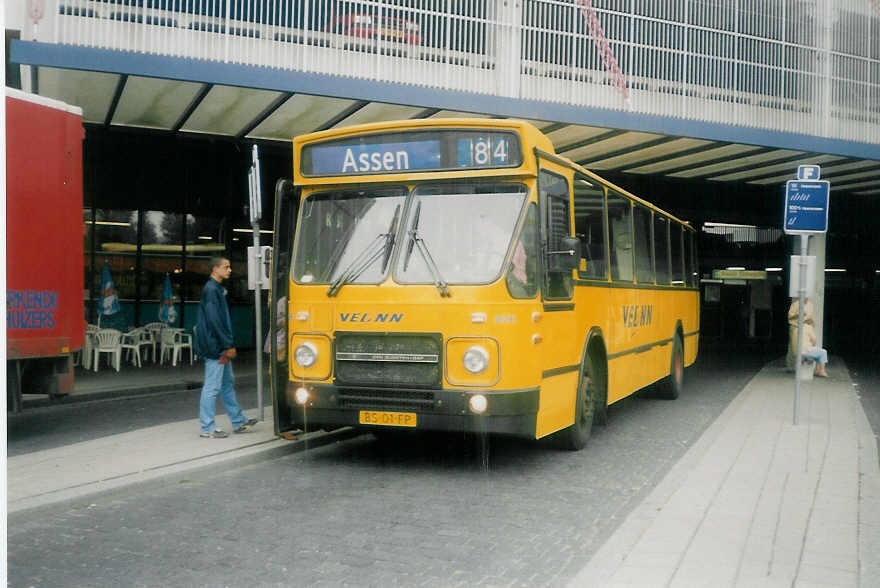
top-left (473, 137), bottom-right (508, 165)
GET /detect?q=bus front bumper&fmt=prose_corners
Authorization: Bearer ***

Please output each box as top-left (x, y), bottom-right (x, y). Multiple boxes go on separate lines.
top-left (286, 383), bottom-right (539, 437)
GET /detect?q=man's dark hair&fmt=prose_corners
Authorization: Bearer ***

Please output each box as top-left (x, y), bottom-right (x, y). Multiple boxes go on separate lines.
top-left (210, 256), bottom-right (228, 271)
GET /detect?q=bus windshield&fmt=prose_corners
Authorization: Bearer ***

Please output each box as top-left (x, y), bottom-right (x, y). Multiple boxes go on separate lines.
top-left (293, 187), bottom-right (407, 285)
top-left (395, 183), bottom-right (527, 285)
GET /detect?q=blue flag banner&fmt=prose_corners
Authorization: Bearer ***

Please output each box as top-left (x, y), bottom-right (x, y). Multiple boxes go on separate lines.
top-left (97, 263), bottom-right (120, 317)
top-left (158, 273), bottom-right (178, 325)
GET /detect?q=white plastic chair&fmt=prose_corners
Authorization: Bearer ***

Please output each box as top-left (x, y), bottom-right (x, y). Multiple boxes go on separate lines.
top-left (143, 322), bottom-right (166, 359)
top-left (160, 328), bottom-right (194, 366)
top-left (81, 324), bottom-right (100, 369)
top-left (137, 328), bottom-right (156, 363)
top-left (120, 328), bottom-right (144, 367)
top-left (172, 330), bottom-right (195, 366)
top-left (93, 328), bottom-right (122, 372)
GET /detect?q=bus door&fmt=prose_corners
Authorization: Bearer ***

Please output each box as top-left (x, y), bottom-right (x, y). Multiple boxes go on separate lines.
top-left (270, 179), bottom-right (299, 435)
top-left (535, 166), bottom-right (581, 437)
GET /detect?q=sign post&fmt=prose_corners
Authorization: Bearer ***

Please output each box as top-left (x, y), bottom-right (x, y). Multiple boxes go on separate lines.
top-left (248, 145), bottom-right (264, 421)
top-left (783, 167), bottom-right (829, 425)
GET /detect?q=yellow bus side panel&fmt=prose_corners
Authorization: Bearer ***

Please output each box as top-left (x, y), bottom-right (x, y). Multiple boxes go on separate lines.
top-left (604, 288), bottom-right (699, 405)
top-left (535, 370), bottom-right (579, 439)
top-left (606, 345), bottom-right (665, 404)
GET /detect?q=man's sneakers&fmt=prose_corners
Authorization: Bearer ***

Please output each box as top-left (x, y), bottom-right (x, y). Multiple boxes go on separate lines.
top-left (200, 419), bottom-right (258, 437)
top-left (234, 418), bottom-right (259, 434)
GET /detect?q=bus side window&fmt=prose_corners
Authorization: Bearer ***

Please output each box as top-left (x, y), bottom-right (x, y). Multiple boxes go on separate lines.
top-left (506, 203), bottom-right (539, 298)
top-left (539, 170), bottom-right (573, 300)
top-left (633, 204), bottom-right (653, 284)
top-left (573, 176), bottom-right (607, 280)
top-left (682, 227), bottom-right (691, 287)
top-left (671, 224), bottom-right (684, 285)
top-left (688, 230), bottom-right (699, 286)
top-left (608, 190), bottom-right (633, 282)
top-left (654, 215), bottom-right (670, 285)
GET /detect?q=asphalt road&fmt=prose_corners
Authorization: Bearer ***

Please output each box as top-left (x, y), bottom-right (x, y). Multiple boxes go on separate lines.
top-left (8, 343), bottom-right (779, 587)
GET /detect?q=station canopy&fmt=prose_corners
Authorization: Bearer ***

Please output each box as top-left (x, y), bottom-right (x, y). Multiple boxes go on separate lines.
top-left (37, 68), bottom-right (880, 196)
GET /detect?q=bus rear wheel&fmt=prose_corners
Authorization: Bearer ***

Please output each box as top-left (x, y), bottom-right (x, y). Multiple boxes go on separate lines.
top-left (659, 336), bottom-right (683, 400)
top-left (562, 361), bottom-right (595, 451)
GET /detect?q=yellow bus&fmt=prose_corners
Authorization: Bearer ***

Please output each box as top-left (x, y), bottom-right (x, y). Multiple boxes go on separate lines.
top-left (269, 118), bottom-right (699, 450)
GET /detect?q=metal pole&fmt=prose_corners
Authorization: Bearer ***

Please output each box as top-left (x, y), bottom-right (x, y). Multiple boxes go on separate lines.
top-left (253, 223), bottom-right (264, 421)
top-left (249, 145), bottom-right (264, 422)
top-left (794, 234), bottom-right (809, 425)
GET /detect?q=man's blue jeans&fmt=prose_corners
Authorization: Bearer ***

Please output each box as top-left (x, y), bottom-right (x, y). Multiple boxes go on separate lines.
top-left (200, 358), bottom-right (247, 433)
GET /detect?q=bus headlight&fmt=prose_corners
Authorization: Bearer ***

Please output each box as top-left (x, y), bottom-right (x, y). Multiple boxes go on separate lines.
top-left (294, 387), bottom-right (310, 405)
top-left (294, 342), bottom-right (318, 368)
top-left (468, 394), bottom-right (488, 414)
top-left (462, 345), bottom-right (489, 374)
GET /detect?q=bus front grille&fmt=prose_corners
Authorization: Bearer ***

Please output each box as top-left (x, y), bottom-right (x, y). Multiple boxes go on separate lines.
top-left (334, 331), bottom-right (442, 389)
top-left (337, 388), bottom-right (436, 412)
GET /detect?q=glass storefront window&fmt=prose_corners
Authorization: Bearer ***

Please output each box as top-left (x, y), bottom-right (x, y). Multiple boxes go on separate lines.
top-left (83, 207), bottom-right (94, 319)
top-left (138, 210), bottom-right (183, 326)
top-left (227, 221), bottom-right (261, 304)
top-left (184, 214), bottom-right (228, 302)
top-left (139, 210), bottom-right (184, 300)
top-left (83, 203), bottom-right (262, 335)
top-left (94, 209), bottom-right (139, 300)
top-left (93, 209), bottom-right (138, 328)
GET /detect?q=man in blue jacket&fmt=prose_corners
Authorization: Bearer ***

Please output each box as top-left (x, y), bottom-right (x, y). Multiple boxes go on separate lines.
top-left (194, 256), bottom-right (257, 438)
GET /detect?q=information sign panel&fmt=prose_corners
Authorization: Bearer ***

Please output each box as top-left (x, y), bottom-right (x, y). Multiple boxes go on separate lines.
top-left (783, 180), bottom-right (829, 234)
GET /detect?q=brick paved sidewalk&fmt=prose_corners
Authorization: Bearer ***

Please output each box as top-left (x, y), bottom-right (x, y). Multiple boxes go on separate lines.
top-left (569, 360), bottom-right (880, 588)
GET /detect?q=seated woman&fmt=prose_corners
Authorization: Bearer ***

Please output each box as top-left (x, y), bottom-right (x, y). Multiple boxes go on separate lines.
top-left (788, 297), bottom-right (829, 377)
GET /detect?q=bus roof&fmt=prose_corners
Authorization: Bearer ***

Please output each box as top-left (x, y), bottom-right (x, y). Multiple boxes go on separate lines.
top-left (292, 117), bottom-right (692, 229)
top-left (535, 148), bottom-right (694, 230)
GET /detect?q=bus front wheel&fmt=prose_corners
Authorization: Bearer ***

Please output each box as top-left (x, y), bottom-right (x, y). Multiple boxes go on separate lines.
top-left (659, 336), bottom-right (684, 400)
top-left (562, 361), bottom-right (595, 450)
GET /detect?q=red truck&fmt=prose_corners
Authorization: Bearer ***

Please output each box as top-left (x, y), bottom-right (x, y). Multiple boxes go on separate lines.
top-left (6, 87), bottom-right (85, 412)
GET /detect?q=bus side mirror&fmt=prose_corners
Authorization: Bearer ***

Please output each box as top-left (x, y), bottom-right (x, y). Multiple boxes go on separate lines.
top-left (548, 236), bottom-right (581, 271)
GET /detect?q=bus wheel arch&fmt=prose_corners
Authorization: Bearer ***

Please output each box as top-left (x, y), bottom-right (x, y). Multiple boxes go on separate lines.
top-left (584, 329), bottom-right (608, 426)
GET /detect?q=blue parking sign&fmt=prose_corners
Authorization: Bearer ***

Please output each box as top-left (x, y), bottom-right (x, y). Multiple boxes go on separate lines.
top-left (784, 180), bottom-right (829, 234)
top-left (797, 165), bottom-right (821, 180)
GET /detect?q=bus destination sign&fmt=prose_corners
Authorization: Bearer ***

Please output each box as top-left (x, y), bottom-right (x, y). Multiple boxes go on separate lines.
top-left (301, 130), bottom-right (521, 176)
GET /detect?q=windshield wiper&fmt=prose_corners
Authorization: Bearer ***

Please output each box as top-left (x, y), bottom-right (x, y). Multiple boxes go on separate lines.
top-left (402, 201), bottom-right (451, 297)
top-left (327, 205), bottom-right (400, 297)
top-left (381, 204), bottom-right (401, 273)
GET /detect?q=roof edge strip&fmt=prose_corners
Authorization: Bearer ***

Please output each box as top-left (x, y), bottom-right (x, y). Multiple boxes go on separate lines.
top-left (12, 40), bottom-right (880, 161)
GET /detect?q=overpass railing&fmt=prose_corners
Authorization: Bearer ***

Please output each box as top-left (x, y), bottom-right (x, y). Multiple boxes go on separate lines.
top-left (32, 0), bottom-right (880, 144)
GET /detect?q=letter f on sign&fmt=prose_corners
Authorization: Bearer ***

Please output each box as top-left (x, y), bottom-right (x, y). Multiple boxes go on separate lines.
top-left (797, 165), bottom-right (819, 180)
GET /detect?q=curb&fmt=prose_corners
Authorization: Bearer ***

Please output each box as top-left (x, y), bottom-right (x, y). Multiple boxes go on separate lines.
top-left (18, 373), bottom-right (260, 411)
top-left (8, 426), bottom-right (362, 521)
top-left (566, 360), bottom-right (760, 588)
